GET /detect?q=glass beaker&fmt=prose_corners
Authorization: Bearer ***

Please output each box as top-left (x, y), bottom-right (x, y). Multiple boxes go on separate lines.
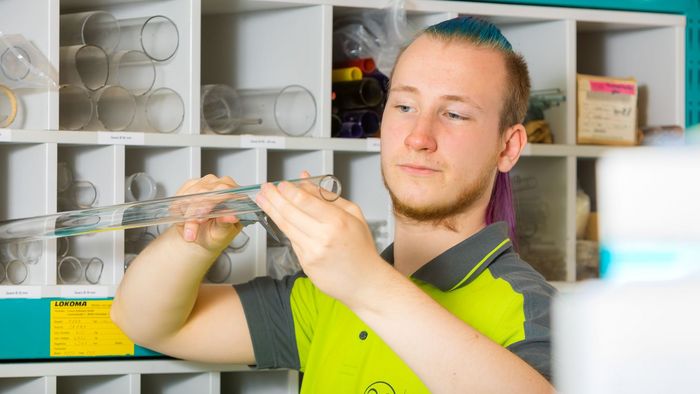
top-left (107, 50), bottom-right (155, 96)
top-left (237, 85), bottom-right (317, 137)
top-left (60, 11), bottom-right (120, 54)
top-left (59, 84), bottom-right (94, 131)
top-left (125, 172), bottom-right (158, 202)
top-left (118, 15), bottom-right (179, 62)
top-left (60, 45), bottom-right (109, 91)
top-left (56, 237), bottom-right (70, 258)
top-left (93, 85), bottom-right (136, 131)
top-left (57, 255), bottom-right (104, 284)
top-left (0, 84), bottom-right (18, 128)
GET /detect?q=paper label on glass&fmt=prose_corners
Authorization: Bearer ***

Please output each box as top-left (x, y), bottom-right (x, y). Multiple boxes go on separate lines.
top-left (50, 299), bottom-right (134, 357)
top-left (0, 286), bottom-right (41, 298)
top-left (0, 129), bottom-right (11, 142)
top-left (98, 132), bottom-right (145, 145)
top-left (60, 285), bottom-right (108, 299)
top-left (577, 74), bottom-right (638, 145)
top-left (366, 138), bottom-right (380, 152)
top-left (240, 135), bottom-right (286, 149)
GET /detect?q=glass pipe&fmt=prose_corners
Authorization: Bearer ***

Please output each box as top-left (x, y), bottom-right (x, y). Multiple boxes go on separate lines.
top-left (0, 175), bottom-right (341, 246)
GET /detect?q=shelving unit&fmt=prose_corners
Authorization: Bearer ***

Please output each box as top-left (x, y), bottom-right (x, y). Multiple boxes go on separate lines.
top-left (0, 0), bottom-right (684, 392)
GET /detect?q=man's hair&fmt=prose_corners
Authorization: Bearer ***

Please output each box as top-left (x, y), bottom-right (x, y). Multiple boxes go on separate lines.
top-left (421, 16), bottom-right (531, 245)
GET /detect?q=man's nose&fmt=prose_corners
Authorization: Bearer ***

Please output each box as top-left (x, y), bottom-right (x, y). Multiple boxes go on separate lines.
top-left (404, 113), bottom-right (437, 152)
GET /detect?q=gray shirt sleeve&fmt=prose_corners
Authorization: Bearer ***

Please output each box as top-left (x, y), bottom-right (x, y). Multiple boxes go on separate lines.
top-left (233, 273), bottom-right (303, 370)
top-left (491, 254), bottom-right (556, 381)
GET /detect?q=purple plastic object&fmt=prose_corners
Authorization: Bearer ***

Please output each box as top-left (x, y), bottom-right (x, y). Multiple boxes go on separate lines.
top-left (342, 110), bottom-right (380, 136)
top-left (338, 121), bottom-right (364, 138)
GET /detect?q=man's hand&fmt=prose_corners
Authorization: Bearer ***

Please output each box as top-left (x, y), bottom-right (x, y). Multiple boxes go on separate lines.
top-left (172, 174), bottom-right (243, 254)
top-left (255, 172), bottom-right (384, 307)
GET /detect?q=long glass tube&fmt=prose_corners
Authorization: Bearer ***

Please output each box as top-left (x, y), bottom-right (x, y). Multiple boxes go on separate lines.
top-left (0, 175), bottom-right (341, 245)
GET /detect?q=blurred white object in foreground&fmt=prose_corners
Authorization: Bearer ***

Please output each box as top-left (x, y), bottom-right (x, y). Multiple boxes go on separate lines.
top-left (554, 147), bottom-right (700, 392)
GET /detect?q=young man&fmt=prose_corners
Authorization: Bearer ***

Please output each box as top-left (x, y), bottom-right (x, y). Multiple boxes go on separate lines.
top-left (111, 17), bottom-right (556, 393)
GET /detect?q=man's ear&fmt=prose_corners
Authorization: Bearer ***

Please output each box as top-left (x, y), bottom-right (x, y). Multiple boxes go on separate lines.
top-left (497, 123), bottom-right (527, 173)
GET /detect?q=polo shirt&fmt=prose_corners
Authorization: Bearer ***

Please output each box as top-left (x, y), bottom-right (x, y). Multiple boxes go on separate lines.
top-left (234, 221), bottom-right (556, 392)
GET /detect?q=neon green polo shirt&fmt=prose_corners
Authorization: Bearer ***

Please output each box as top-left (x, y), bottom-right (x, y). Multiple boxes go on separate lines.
top-left (235, 222), bottom-right (556, 392)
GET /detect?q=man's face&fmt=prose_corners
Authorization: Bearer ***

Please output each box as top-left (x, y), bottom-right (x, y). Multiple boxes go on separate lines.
top-left (380, 35), bottom-right (509, 223)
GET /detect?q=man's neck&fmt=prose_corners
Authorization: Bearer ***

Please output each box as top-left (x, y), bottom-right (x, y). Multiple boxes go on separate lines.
top-left (392, 208), bottom-right (488, 277)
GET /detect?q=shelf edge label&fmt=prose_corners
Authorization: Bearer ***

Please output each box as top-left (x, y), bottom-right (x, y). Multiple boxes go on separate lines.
top-left (60, 285), bottom-right (109, 299)
top-left (366, 138), bottom-right (380, 152)
top-left (0, 286), bottom-right (41, 299)
top-left (240, 134), bottom-right (286, 149)
top-left (97, 132), bottom-right (145, 145)
top-left (0, 129), bottom-right (12, 142)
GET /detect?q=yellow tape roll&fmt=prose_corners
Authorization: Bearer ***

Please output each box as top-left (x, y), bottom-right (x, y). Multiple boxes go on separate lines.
top-left (332, 67), bottom-right (363, 83)
top-left (0, 85), bottom-right (18, 128)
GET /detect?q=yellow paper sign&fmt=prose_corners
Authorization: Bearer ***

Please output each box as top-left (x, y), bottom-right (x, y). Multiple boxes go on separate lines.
top-left (50, 300), bottom-right (134, 357)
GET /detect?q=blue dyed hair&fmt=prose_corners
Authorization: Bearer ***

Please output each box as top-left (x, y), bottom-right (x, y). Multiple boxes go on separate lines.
top-left (423, 17), bottom-right (531, 246)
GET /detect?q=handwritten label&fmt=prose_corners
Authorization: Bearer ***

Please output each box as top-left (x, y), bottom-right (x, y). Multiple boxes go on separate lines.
top-left (50, 299), bottom-right (134, 357)
top-left (240, 134), bottom-right (286, 149)
top-left (590, 81), bottom-right (636, 95)
top-left (0, 129), bottom-right (11, 142)
top-left (366, 138), bottom-right (380, 152)
top-left (60, 285), bottom-right (108, 299)
top-left (0, 286), bottom-right (41, 298)
top-left (97, 132), bottom-right (145, 145)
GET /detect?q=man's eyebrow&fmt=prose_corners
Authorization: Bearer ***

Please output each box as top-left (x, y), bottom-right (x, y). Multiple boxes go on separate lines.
top-left (441, 94), bottom-right (484, 111)
top-left (388, 84), bottom-right (419, 94)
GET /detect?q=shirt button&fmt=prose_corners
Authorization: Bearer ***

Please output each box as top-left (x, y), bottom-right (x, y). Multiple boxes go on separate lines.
top-left (359, 331), bottom-right (368, 340)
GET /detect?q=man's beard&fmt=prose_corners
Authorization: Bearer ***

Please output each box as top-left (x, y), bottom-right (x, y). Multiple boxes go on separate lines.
top-left (382, 163), bottom-right (496, 230)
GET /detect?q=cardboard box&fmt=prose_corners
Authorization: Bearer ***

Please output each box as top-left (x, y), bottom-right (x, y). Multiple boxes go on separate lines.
top-left (577, 74), bottom-right (638, 145)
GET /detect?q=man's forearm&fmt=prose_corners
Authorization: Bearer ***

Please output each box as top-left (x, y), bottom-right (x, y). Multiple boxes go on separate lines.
top-left (348, 260), bottom-right (554, 393)
top-left (111, 227), bottom-right (219, 346)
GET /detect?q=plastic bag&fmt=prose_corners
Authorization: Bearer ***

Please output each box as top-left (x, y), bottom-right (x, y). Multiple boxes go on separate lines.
top-left (333, 0), bottom-right (419, 75)
top-left (0, 32), bottom-right (58, 90)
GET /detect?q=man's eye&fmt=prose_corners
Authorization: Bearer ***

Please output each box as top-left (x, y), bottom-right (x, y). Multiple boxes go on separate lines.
top-left (446, 112), bottom-right (468, 121)
top-left (395, 105), bottom-right (413, 113)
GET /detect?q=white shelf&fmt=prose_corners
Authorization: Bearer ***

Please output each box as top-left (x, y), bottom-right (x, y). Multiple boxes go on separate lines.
top-left (0, 0), bottom-right (685, 392)
top-left (0, 359), bottom-right (255, 378)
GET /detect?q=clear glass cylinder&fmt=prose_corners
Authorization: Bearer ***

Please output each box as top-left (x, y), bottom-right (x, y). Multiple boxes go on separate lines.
top-left (125, 172), bottom-right (158, 202)
top-left (201, 84), bottom-right (254, 134)
top-left (0, 85), bottom-right (18, 128)
top-left (0, 45), bottom-right (31, 81)
top-left (4, 260), bottom-right (28, 285)
top-left (60, 11), bottom-right (120, 54)
top-left (60, 45), bottom-right (109, 91)
top-left (107, 50), bottom-right (155, 96)
top-left (58, 180), bottom-right (98, 211)
top-left (143, 87), bottom-right (184, 133)
top-left (0, 175), bottom-right (341, 244)
top-left (117, 15), bottom-right (179, 62)
top-left (57, 255), bottom-right (104, 284)
top-left (57, 162), bottom-right (73, 194)
top-left (93, 85), bottom-right (136, 131)
top-left (206, 252), bottom-right (231, 283)
top-left (59, 84), bottom-right (94, 131)
top-left (237, 85), bottom-right (317, 137)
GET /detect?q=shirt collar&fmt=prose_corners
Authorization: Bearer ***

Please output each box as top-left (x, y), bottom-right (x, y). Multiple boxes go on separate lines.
top-left (380, 222), bottom-right (513, 292)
